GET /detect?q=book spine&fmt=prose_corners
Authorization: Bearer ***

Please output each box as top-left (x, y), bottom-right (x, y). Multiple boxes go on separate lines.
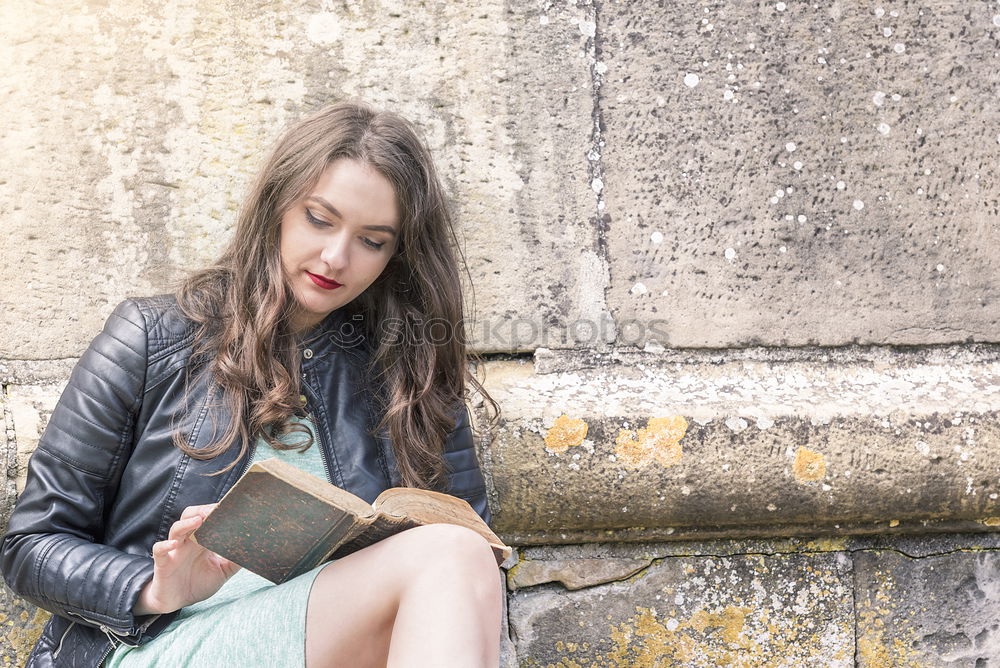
top-left (281, 512), bottom-right (360, 583)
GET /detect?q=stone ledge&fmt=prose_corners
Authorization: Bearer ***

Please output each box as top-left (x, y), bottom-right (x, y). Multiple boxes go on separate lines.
top-left (474, 348), bottom-right (1000, 543)
top-left (506, 536), bottom-right (1000, 667)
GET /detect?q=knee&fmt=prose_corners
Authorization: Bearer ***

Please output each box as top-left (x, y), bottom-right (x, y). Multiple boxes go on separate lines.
top-left (401, 524), bottom-right (501, 599)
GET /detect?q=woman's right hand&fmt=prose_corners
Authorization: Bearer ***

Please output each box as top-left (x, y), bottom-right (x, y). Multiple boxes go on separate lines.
top-left (134, 504), bottom-right (241, 615)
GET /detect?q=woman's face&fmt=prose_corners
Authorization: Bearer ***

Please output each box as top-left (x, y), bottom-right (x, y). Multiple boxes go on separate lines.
top-left (280, 158), bottom-right (400, 333)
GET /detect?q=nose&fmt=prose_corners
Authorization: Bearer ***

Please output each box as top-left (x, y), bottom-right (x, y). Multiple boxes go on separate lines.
top-left (319, 230), bottom-right (350, 272)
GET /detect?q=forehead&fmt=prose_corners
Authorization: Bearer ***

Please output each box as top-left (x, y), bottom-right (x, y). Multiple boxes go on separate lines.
top-left (307, 158), bottom-right (400, 231)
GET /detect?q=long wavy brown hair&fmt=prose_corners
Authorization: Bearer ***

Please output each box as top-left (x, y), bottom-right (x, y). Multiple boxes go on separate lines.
top-left (175, 101), bottom-right (497, 489)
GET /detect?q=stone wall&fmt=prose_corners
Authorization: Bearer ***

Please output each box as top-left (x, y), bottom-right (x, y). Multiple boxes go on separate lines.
top-left (2, 0), bottom-right (1000, 665)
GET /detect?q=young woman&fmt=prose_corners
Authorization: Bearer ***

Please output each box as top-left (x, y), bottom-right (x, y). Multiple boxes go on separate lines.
top-left (1, 102), bottom-right (502, 667)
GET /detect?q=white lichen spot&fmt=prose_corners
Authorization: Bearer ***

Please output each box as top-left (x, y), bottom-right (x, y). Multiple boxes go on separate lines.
top-left (872, 91), bottom-right (886, 106)
top-left (591, 177), bottom-right (603, 193)
top-left (793, 160), bottom-right (803, 170)
top-left (875, 7), bottom-right (885, 17)
top-left (892, 93), bottom-right (901, 101)
top-left (797, 214), bottom-right (807, 223)
top-left (724, 247), bottom-right (737, 261)
top-left (776, 1), bottom-right (786, 10)
top-left (853, 199), bottom-right (865, 210)
top-left (766, 503), bottom-right (777, 511)
top-left (756, 416), bottom-right (774, 430)
top-left (993, 14), bottom-right (1000, 28)
top-left (882, 26), bottom-right (893, 37)
top-left (723, 89), bottom-right (734, 101)
top-left (643, 340), bottom-right (665, 353)
top-left (681, 485), bottom-right (691, 496)
top-left (725, 416), bottom-right (748, 432)
top-left (779, 245), bottom-right (787, 253)
top-left (539, 14), bottom-right (549, 25)
top-left (578, 19), bottom-right (597, 38)
top-left (878, 122), bottom-right (891, 135)
top-left (631, 282), bottom-right (649, 295)
top-left (684, 72), bottom-right (701, 88)
top-left (936, 264), bottom-right (944, 272)
top-left (306, 12), bottom-right (344, 45)
top-left (651, 231), bottom-right (664, 244)
top-left (595, 61), bottom-right (608, 75)
top-left (776, 188), bottom-right (785, 198)
top-left (836, 180), bottom-right (846, 190)
top-left (785, 142), bottom-right (796, 152)
top-left (894, 43), bottom-right (906, 53)
top-left (665, 618), bottom-right (680, 631)
top-left (674, 593), bottom-right (685, 605)
top-left (915, 440), bottom-right (930, 455)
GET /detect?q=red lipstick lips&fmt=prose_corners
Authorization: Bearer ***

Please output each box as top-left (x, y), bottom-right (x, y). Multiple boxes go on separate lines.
top-left (306, 271), bottom-right (343, 290)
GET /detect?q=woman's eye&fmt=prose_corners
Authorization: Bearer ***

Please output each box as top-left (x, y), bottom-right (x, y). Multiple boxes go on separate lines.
top-left (304, 209), bottom-right (329, 227)
top-left (305, 208), bottom-right (385, 250)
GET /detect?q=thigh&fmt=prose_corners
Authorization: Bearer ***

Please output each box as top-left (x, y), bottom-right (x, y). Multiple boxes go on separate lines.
top-left (304, 523), bottom-right (498, 668)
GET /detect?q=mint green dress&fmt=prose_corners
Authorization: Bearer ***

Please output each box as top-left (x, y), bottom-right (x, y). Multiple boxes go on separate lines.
top-left (105, 416), bottom-right (330, 667)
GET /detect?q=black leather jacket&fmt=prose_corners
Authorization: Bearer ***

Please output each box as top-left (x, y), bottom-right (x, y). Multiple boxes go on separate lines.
top-left (0, 296), bottom-right (491, 667)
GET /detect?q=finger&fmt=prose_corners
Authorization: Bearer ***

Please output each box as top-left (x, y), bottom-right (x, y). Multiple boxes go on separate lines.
top-left (167, 515), bottom-right (204, 541)
top-left (179, 503), bottom-right (219, 520)
top-left (151, 539), bottom-right (178, 560)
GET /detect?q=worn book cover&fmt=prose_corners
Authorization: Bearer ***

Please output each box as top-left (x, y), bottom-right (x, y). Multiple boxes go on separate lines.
top-left (194, 457), bottom-right (511, 583)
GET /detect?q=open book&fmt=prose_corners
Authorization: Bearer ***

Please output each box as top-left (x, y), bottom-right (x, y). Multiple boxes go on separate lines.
top-left (194, 457), bottom-right (511, 584)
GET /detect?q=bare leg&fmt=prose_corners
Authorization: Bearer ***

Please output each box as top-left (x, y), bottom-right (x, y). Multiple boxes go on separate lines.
top-left (305, 524), bottom-right (502, 668)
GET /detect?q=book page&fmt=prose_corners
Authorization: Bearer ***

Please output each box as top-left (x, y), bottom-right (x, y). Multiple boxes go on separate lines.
top-left (373, 487), bottom-right (509, 560)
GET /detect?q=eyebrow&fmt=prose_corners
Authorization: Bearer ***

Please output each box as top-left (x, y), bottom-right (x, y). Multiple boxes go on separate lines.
top-left (306, 196), bottom-right (399, 237)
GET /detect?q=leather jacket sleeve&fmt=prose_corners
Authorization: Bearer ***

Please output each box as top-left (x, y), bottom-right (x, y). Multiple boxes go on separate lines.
top-left (0, 299), bottom-right (157, 640)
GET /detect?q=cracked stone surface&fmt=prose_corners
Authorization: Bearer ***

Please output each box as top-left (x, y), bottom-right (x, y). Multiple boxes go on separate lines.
top-left (855, 549), bottom-right (1000, 667)
top-left (508, 549), bottom-right (854, 666)
top-left (507, 557), bottom-right (653, 591)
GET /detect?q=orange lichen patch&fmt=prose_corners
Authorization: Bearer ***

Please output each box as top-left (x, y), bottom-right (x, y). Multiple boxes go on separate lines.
top-left (982, 517), bottom-right (1000, 527)
top-left (544, 414), bottom-right (588, 453)
top-left (793, 447), bottom-right (826, 482)
top-left (606, 607), bottom-right (695, 666)
top-left (1, 607), bottom-right (49, 664)
top-left (688, 607), bottom-right (751, 645)
top-left (615, 416), bottom-right (687, 467)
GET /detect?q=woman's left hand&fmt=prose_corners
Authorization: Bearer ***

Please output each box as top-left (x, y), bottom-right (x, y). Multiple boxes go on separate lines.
top-left (134, 504), bottom-right (241, 615)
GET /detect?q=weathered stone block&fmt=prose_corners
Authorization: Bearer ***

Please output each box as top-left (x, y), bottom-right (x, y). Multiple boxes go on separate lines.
top-left (507, 557), bottom-right (653, 591)
top-left (855, 548), bottom-right (1000, 667)
top-left (509, 550), bottom-right (854, 666)
top-left (4, 385), bottom-right (63, 495)
top-left (1, 0), bottom-right (602, 357)
top-left (597, 0), bottom-right (1000, 347)
top-left (476, 350), bottom-right (1000, 543)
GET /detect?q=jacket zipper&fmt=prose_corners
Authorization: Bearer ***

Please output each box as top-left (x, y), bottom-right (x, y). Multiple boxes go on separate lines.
top-left (51, 621), bottom-right (75, 659)
top-left (301, 370), bottom-right (332, 480)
